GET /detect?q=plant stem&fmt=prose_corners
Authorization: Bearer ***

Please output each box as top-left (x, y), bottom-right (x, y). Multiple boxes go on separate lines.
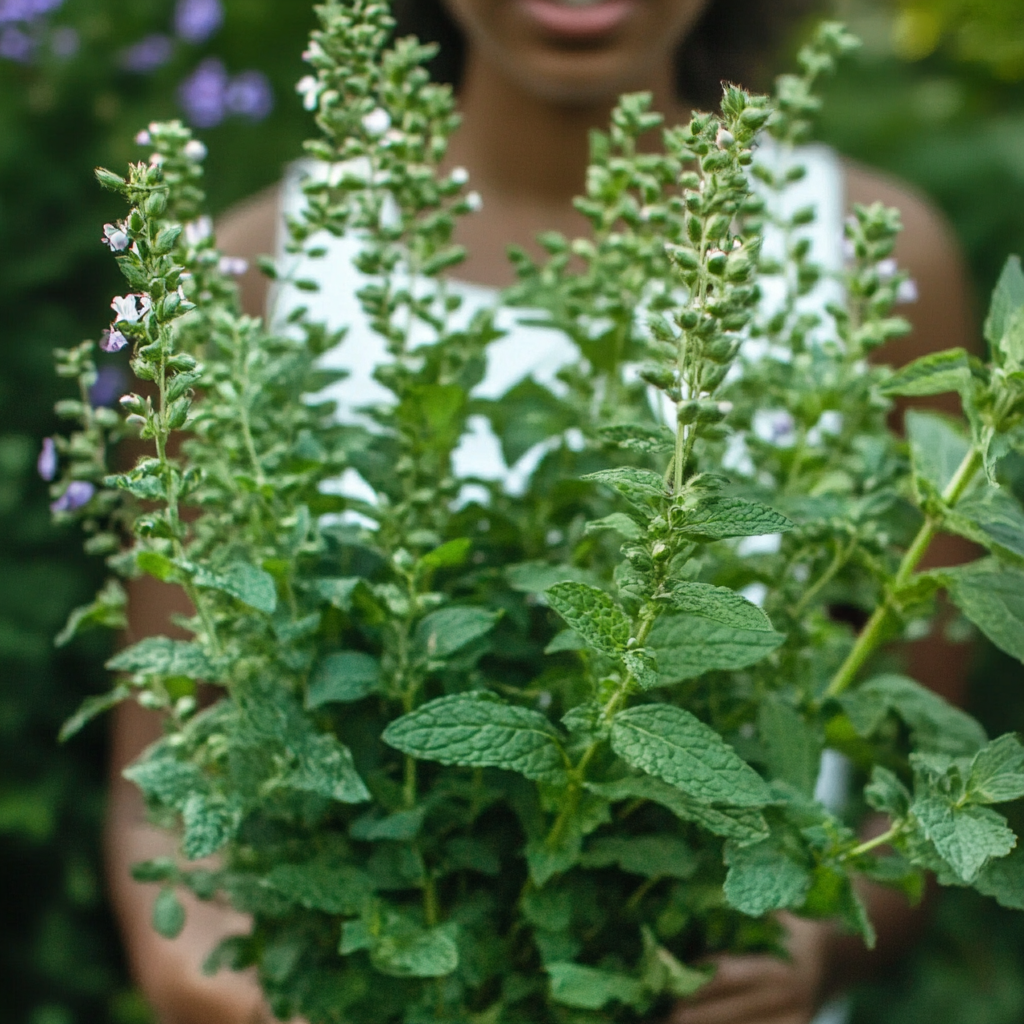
top-left (845, 824), bottom-right (901, 860)
top-left (825, 445), bottom-right (982, 699)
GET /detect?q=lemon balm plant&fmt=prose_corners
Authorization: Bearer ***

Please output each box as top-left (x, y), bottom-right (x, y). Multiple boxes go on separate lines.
top-left (48, 2), bottom-right (1024, 1021)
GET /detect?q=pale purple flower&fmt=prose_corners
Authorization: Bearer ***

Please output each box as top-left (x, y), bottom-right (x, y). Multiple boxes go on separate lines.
top-left (184, 215), bottom-right (212, 246)
top-left (50, 25), bottom-right (77, 57)
top-left (37, 437), bottom-right (57, 481)
top-left (897, 278), bottom-right (919, 305)
top-left (174, 0), bottom-right (223, 44)
top-left (100, 328), bottom-right (129, 353)
top-left (183, 138), bottom-right (207, 161)
top-left (218, 256), bottom-right (248, 276)
top-left (135, 129), bottom-right (152, 146)
top-left (178, 57), bottom-right (228, 128)
top-left (90, 365), bottom-right (127, 407)
top-left (102, 223), bottom-right (130, 251)
top-left (225, 70), bottom-right (273, 120)
top-left (0, 25), bottom-right (32, 61)
top-left (296, 74), bottom-right (320, 111)
top-left (876, 258), bottom-right (898, 280)
top-left (119, 33), bottom-right (173, 73)
top-left (110, 293), bottom-right (151, 324)
top-left (0, 0), bottom-right (62, 23)
top-left (51, 480), bottom-right (94, 513)
top-left (752, 408), bottom-right (797, 448)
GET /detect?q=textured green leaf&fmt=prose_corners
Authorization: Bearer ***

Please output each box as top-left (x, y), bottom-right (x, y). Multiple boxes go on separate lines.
top-left (640, 927), bottom-right (710, 998)
top-left (758, 696), bottom-right (822, 795)
top-left (1002, 305), bottom-right (1024, 369)
top-left (194, 562), bottom-right (278, 614)
top-left (59, 684), bottom-right (132, 742)
top-left (305, 651), bottom-right (381, 707)
top-left (974, 845), bottom-right (1024, 910)
top-left (286, 734), bottom-right (371, 804)
top-left (675, 497), bottom-right (793, 541)
top-left (840, 674), bottom-right (987, 756)
top-left (724, 839), bottom-right (812, 916)
top-left (583, 467), bottom-right (667, 509)
top-left (622, 649), bottom-right (660, 689)
top-left (666, 581), bottom-right (775, 631)
top-left (611, 705), bottom-right (772, 807)
top-left (313, 576), bottom-right (366, 611)
top-left (946, 564), bottom-right (1024, 663)
top-left (412, 606), bottom-right (500, 660)
top-left (912, 795), bottom-right (1016, 883)
top-left (580, 835), bottom-right (697, 878)
top-left (547, 962), bottom-right (648, 1011)
top-left (544, 629), bottom-right (587, 654)
top-left (968, 734), bottom-right (1024, 804)
top-left (107, 637), bottom-right (215, 680)
top-left (950, 488), bottom-right (1024, 561)
top-left (585, 512), bottom-right (644, 540)
top-left (864, 766), bottom-right (912, 818)
top-left (371, 919), bottom-right (460, 978)
top-left (267, 861), bottom-right (372, 915)
top-left (647, 611), bottom-right (785, 682)
top-left (906, 411), bottom-right (971, 496)
top-left (598, 422), bottom-right (675, 454)
top-left (880, 348), bottom-right (973, 398)
top-left (152, 887), bottom-right (186, 940)
top-left (546, 581), bottom-right (631, 655)
top-left (181, 792), bottom-right (243, 860)
top-left (382, 693), bottom-right (567, 783)
top-left (505, 561), bottom-right (601, 593)
top-left (55, 579), bottom-right (127, 647)
top-left (586, 777), bottom-right (769, 845)
top-left (350, 807), bottom-right (425, 842)
top-left (124, 751), bottom-right (207, 808)
top-left (985, 255), bottom-right (1024, 349)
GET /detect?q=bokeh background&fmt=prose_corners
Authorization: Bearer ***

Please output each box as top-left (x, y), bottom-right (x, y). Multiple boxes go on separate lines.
top-left (2, 1), bottom-right (1023, 1022)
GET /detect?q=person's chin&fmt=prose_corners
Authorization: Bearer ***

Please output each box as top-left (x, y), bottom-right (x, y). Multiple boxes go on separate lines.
top-left (501, 45), bottom-right (651, 106)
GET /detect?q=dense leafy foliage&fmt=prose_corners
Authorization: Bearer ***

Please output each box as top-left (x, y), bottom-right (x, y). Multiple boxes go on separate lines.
top-left (47, 4), bottom-right (1024, 1022)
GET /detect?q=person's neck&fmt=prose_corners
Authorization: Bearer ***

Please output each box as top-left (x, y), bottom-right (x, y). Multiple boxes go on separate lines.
top-left (445, 53), bottom-right (688, 286)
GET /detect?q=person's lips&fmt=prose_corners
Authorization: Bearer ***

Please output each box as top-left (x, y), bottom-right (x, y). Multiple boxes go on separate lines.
top-left (518, 0), bottom-right (637, 39)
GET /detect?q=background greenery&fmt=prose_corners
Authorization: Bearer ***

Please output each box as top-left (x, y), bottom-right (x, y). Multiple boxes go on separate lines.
top-left (2, 0), bottom-right (1022, 1022)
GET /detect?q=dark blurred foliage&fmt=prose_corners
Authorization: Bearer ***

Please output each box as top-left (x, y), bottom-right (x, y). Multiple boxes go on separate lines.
top-left (3, 1), bottom-right (1024, 1022)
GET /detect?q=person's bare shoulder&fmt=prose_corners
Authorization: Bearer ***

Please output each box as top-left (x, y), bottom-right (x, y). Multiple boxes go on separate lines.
top-left (844, 160), bottom-right (976, 377)
top-left (215, 182), bottom-right (282, 319)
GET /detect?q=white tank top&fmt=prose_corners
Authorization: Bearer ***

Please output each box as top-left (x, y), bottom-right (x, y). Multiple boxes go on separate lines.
top-left (273, 146), bottom-right (854, 1024)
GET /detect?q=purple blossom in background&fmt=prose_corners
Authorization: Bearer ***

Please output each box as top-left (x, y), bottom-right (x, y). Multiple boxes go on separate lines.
top-left (90, 365), bottom-right (127, 408)
top-left (0, 25), bottom-right (32, 61)
top-left (174, 0), bottom-right (223, 44)
top-left (178, 56), bottom-right (228, 127)
top-left (119, 33), bottom-right (173, 73)
top-left (37, 437), bottom-right (57, 481)
top-left (0, 0), bottom-right (62, 23)
top-left (225, 70), bottom-right (273, 120)
top-left (51, 480), bottom-right (95, 513)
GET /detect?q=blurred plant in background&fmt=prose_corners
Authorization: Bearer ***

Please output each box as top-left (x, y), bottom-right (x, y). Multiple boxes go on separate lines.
top-left (3, 0), bottom-right (1024, 1023)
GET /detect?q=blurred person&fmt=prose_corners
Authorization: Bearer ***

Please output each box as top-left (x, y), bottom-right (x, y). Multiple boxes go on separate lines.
top-left (107, 0), bottom-right (977, 1022)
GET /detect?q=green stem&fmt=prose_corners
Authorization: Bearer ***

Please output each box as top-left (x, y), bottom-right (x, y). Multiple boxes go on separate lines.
top-left (792, 536), bottom-right (854, 619)
top-left (845, 824), bottom-right (901, 861)
top-left (825, 446), bottom-right (982, 699)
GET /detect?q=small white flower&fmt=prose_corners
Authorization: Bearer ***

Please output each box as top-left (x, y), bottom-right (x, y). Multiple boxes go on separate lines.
top-left (450, 166), bottom-right (469, 186)
top-left (184, 216), bottom-right (213, 247)
top-left (752, 408), bottom-right (797, 447)
top-left (876, 258), bottom-right (898, 279)
top-left (100, 328), bottom-right (128, 353)
top-left (149, 152), bottom-right (165, 167)
top-left (110, 293), bottom-right (151, 324)
top-left (896, 278), bottom-right (919, 305)
top-left (717, 400), bottom-right (734, 414)
top-left (101, 223), bottom-right (130, 251)
top-left (817, 410), bottom-right (844, 436)
top-left (361, 107), bottom-right (391, 137)
top-left (183, 139), bottom-right (207, 162)
top-left (135, 129), bottom-right (152, 146)
top-left (465, 191), bottom-right (483, 213)
top-left (218, 256), bottom-right (249, 276)
top-left (716, 127), bottom-right (736, 150)
top-left (301, 41), bottom-right (325, 63)
top-left (296, 74), bottom-right (321, 111)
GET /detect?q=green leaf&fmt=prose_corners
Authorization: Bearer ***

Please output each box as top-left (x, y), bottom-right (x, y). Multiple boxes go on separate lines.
top-left (152, 887), bottom-right (186, 940)
top-left (107, 637), bottom-right (215, 680)
top-left (313, 576), bottom-right (367, 611)
top-left (906, 411), bottom-right (971, 497)
top-left (583, 467), bottom-right (667, 509)
top-left (946, 564), bottom-right (1024, 663)
top-left (840, 674), bottom-right (987, 756)
top-left (305, 651), bottom-right (381, 707)
top-left (383, 693), bottom-right (567, 783)
top-left (599, 423), bottom-right (676, 454)
top-left (864, 766), bottom-right (911, 818)
top-left (666, 581), bottom-right (776, 631)
top-left (586, 777), bottom-right (769, 845)
top-left (912, 795), bottom-right (1016, 883)
top-left (59, 683), bottom-right (132, 742)
top-left (55, 579), bottom-right (127, 647)
top-left (545, 582), bottom-right (631, 655)
top-left (585, 512), bottom-right (643, 540)
top-left (647, 610), bottom-right (785, 682)
top-left (724, 839), bottom-right (812, 916)
top-left (371, 919), bottom-right (460, 978)
top-left (267, 861), bottom-right (372, 915)
top-left (482, 377), bottom-right (576, 466)
top-left (974, 845), bottom-right (1024, 910)
top-left (181, 792), bottom-right (243, 860)
top-left (675, 497), bottom-right (793, 542)
top-left (506, 561), bottom-right (602, 593)
top-left (1001, 305), bottom-right (1024, 369)
top-left (611, 705), bottom-right (772, 807)
top-left (580, 835), bottom-right (697, 878)
top-left (350, 807), bottom-right (425, 842)
top-left (417, 537), bottom-right (471, 573)
top-left (622, 649), bottom-right (660, 689)
top-left (950, 488), bottom-right (1024, 561)
top-left (758, 696), bottom-right (821, 795)
top-left (545, 629), bottom-right (586, 654)
top-left (194, 562), bottom-right (278, 614)
top-left (880, 349), bottom-right (973, 398)
top-left (985, 255), bottom-right (1024, 349)
top-left (547, 963), bottom-right (648, 1011)
top-left (286, 734), bottom-right (371, 804)
top-left (412, 606), bottom-right (500, 660)
top-left (640, 926), bottom-right (710, 998)
top-left (968, 734), bottom-right (1024, 804)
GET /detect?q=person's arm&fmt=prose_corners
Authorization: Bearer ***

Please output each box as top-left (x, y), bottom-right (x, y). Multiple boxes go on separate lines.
top-left (669, 165), bottom-right (977, 1024)
top-left (105, 188), bottom-right (284, 1024)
